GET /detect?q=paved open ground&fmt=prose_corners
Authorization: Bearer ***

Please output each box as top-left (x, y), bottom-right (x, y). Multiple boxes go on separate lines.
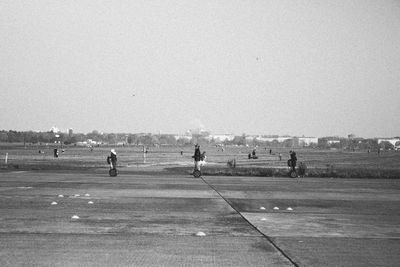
top-left (0, 170), bottom-right (399, 266)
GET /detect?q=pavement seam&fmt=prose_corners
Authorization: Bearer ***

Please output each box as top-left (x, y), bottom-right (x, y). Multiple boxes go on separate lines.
top-left (199, 176), bottom-right (299, 267)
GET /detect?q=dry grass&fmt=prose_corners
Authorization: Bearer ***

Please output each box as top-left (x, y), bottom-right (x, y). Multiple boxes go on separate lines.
top-left (1, 144), bottom-right (399, 178)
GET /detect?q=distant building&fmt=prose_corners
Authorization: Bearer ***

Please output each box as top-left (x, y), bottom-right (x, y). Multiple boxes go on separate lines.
top-left (327, 140), bottom-right (340, 145)
top-left (378, 138), bottom-right (400, 147)
top-left (254, 136), bottom-right (292, 143)
top-left (298, 137), bottom-right (318, 146)
top-left (50, 126), bottom-right (60, 133)
top-left (211, 133), bottom-right (235, 142)
top-left (174, 133), bottom-right (192, 142)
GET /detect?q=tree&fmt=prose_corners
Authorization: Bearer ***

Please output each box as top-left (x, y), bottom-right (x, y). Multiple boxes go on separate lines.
top-left (380, 141), bottom-right (394, 150)
top-left (106, 133), bottom-right (117, 144)
top-left (159, 134), bottom-right (177, 145)
top-left (0, 131), bottom-right (8, 142)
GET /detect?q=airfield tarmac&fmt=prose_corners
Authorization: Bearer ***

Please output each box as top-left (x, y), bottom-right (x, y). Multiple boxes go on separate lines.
top-left (0, 170), bottom-right (399, 266)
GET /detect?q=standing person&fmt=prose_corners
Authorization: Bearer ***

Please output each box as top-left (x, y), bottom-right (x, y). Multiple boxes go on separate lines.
top-left (279, 153), bottom-right (282, 161)
top-left (289, 150), bottom-right (297, 172)
top-left (193, 144), bottom-right (201, 171)
top-left (107, 149), bottom-right (117, 169)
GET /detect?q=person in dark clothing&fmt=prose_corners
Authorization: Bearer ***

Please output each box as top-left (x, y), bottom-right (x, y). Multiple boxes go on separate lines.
top-left (193, 145), bottom-right (201, 171)
top-left (289, 150), bottom-right (297, 172)
top-left (107, 149), bottom-right (117, 169)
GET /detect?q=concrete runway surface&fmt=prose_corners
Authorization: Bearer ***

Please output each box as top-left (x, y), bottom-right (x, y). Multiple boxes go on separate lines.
top-left (0, 170), bottom-right (399, 266)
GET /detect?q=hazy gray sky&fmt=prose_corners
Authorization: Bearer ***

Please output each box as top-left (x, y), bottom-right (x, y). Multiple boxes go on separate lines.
top-left (1, 0), bottom-right (399, 137)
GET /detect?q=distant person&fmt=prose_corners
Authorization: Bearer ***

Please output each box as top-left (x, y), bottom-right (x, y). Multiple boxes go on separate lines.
top-left (279, 153), bottom-right (282, 161)
top-left (107, 149), bottom-right (117, 169)
top-left (192, 144), bottom-right (201, 171)
top-left (289, 150), bottom-right (297, 172)
top-left (53, 148), bottom-right (59, 158)
top-left (180, 150), bottom-right (183, 156)
top-left (269, 149), bottom-right (272, 155)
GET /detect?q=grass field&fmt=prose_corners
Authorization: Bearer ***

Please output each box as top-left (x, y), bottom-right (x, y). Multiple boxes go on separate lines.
top-left (1, 143), bottom-right (399, 178)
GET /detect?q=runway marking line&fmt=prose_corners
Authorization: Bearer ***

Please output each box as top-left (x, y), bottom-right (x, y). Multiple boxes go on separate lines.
top-left (198, 176), bottom-right (299, 267)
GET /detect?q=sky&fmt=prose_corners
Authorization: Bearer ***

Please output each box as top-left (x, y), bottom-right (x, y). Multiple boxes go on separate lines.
top-left (1, 0), bottom-right (399, 138)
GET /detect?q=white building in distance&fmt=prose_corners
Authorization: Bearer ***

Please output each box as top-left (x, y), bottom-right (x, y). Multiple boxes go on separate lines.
top-left (254, 136), bottom-right (292, 143)
top-left (211, 134), bottom-right (235, 142)
top-left (298, 137), bottom-right (319, 146)
top-left (378, 138), bottom-right (400, 147)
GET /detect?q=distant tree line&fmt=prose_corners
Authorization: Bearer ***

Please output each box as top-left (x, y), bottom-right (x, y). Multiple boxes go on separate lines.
top-left (0, 130), bottom-right (395, 150)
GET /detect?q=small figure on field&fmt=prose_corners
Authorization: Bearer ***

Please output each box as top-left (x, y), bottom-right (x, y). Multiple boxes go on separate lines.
top-left (53, 148), bottom-right (59, 158)
top-left (180, 150), bottom-right (183, 156)
top-left (279, 153), bottom-right (282, 161)
top-left (107, 149), bottom-right (117, 169)
top-left (288, 150), bottom-right (297, 172)
top-left (248, 148), bottom-right (258, 159)
top-left (269, 149), bottom-right (272, 155)
top-left (193, 144), bottom-right (201, 171)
